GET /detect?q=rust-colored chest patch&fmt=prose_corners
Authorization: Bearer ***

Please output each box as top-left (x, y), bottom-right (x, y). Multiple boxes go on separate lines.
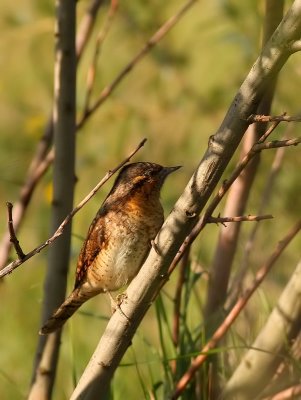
top-left (74, 177), bottom-right (163, 290)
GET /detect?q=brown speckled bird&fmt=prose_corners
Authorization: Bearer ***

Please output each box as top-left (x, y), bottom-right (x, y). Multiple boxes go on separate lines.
top-left (40, 162), bottom-right (180, 334)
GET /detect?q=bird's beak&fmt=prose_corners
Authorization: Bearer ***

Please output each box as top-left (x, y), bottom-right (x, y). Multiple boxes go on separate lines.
top-left (162, 165), bottom-right (182, 176)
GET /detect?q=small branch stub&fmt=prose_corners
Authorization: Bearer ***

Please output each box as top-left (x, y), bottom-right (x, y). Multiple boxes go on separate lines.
top-left (6, 202), bottom-right (25, 260)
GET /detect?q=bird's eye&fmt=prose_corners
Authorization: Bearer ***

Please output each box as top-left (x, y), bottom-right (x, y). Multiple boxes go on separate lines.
top-left (145, 168), bottom-right (159, 178)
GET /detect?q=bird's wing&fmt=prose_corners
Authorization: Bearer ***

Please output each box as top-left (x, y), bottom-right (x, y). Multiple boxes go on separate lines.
top-left (74, 209), bottom-right (107, 289)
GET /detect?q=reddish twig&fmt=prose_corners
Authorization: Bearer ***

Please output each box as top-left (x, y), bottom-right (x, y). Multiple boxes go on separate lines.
top-left (262, 383), bottom-right (301, 400)
top-left (207, 214), bottom-right (273, 225)
top-left (171, 220), bottom-right (301, 399)
top-left (6, 202), bottom-right (25, 260)
top-left (248, 114), bottom-right (301, 123)
top-left (0, 138), bottom-right (147, 279)
top-left (77, 0), bottom-right (197, 129)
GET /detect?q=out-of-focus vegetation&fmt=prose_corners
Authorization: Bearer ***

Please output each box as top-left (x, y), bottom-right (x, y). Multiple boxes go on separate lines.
top-left (0, 1), bottom-right (300, 399)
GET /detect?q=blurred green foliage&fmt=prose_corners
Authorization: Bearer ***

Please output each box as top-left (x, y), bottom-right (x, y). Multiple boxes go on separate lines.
top-left (0, 1), bottom-right (301, 399)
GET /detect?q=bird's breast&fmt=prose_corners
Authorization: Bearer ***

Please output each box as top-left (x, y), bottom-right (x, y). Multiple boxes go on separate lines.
top-left (87, 201), bottom-right (163, 292)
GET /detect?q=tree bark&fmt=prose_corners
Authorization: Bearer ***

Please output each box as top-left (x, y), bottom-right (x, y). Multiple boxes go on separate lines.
top-left (28, 1), bottom-right (76, 399)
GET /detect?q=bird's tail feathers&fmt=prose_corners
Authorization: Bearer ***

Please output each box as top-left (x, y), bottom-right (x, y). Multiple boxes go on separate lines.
top-left (39, 289), bottom-right (84, 335)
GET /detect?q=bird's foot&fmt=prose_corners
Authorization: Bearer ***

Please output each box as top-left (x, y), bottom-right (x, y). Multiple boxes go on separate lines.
top-left (106, 290), bottom-right (130, 321)
top-left (116, 292), bottom-right (128, 306)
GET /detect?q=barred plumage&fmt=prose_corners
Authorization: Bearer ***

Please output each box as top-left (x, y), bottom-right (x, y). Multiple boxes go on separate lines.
top-left (39, 162), bottom-right (180, 335)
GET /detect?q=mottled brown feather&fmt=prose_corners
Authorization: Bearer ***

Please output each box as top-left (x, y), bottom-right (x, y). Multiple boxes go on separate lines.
top-left (74, 209), bottom-right (107, 288)
top-left (39, 162), bottom-right (181, 335)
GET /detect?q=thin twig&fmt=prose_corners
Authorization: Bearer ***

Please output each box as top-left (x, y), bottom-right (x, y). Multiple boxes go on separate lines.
top-left (76, 0), bottom-right (105, 62)
top-left (206, 121), bottom-right (281, 217)
top-left (0, 138), bottom-right (147, 279)
top-left (77, 0), bottom-right (197, 129)
top-left (207, 214), bottom-right (273, 225)
top-left (82, 0), bottom-right (118, 115)
top-left (6, 202), bottom-right (25, 260)
top-left (253, 137), bottom-right (301, 151)
top-left (257, 119), bottom-right (283, 143)
top-left (171, 220), bottom-right (301, 400)
top-left (248, 114), bottom-right (301, 123)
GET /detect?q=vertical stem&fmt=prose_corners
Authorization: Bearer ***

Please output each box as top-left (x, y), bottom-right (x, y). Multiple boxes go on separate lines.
top-left (204, 0), bottom-right (284, 322)
top-left (29, 1), bottom-right (76, 399)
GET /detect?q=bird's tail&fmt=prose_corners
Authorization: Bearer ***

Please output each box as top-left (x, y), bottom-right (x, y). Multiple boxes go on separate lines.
top-left (39, 289), bottom-right (85, 335)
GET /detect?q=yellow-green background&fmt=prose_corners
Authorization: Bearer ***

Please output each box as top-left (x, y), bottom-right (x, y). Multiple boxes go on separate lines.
top-left (1, 1), bottom-right (300, 398)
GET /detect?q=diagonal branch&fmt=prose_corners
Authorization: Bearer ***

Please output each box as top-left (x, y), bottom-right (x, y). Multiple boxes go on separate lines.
top-left (262, 383), bottom-right (301, 400)
top-left (76, 0), bottom-right (106, 63)
top-left (82, 0), bottom-right (119, 116)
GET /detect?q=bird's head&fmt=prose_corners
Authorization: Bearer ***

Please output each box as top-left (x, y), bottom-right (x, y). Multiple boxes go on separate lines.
top-left (108, 162), bottom-right (181, 200)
